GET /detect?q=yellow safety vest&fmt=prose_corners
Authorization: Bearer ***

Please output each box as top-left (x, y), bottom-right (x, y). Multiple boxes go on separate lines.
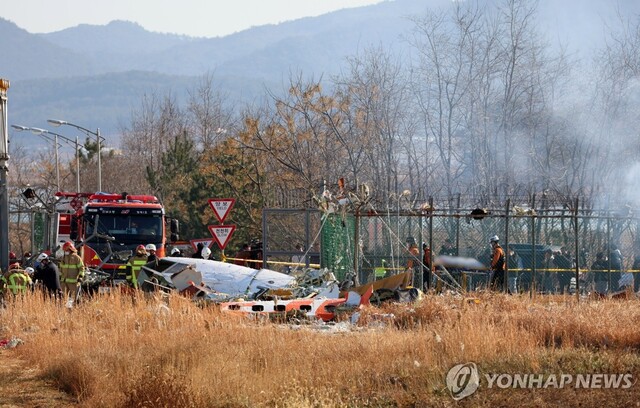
top-left (4, 271), bottom-right (30, 294)
top-left (127, 257), bottom-right (147, 289)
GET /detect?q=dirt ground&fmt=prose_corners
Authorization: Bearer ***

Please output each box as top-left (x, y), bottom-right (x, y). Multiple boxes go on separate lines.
top-left (0, 350), bottom-right (74, 408)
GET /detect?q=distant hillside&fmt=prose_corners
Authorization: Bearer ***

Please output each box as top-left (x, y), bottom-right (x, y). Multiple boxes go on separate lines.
top-left (40, 20), bottom-right (195, 56)
top-left (0, 18), bottom-right (95, 80)
top-left (3, 0), bottom-right (640, 141)
top-left (8, 71), bottom-right (274, 146)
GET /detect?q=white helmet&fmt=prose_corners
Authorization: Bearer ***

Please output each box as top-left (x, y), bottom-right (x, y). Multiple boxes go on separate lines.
top-left (36, 253), bottom-right (49, 262)
top-left (201, 246), bottom-right (211, 259)
top-left (25, 267), bottom-right (35, 275)
top-left (171, 247), bottom-right (181, 255)
top-left (145, 243), bottom-right (157, 252)
top-left (489, 235), bottom-right (499, 243)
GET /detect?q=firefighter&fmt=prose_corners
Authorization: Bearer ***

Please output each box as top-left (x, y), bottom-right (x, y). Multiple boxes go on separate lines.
top-left (59, 241), bottom-right (85, 300)
top-left (146, 244), bottom-right (157, 263)
top-left (2, 262), bottom-right (32, 296)
top-left (489, 235), bottom-right (505, 292)
top-left (33, 253), bottom-right (62, 299)
top-left (127, 245), bottom-right (148, 289)
top-left (201, 246), bottom-right (212, 260)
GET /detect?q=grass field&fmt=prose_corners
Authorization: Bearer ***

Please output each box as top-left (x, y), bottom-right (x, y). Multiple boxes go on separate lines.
top-left (0, 290), bottom-right (639, 407)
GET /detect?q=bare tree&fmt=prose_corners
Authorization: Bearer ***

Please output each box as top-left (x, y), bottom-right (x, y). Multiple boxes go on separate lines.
top-left (187, 72), bottom-right (235, 151)
top-left (119, 91), bottom-right (187, 195)
top-left (336, 46), bottom-right (416, 207)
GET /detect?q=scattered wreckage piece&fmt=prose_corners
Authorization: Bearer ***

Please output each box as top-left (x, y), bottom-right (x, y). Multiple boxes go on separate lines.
top-left (220, 286), bottom-right (373, 322)
top-left (346, 271), bottom-right (413, 305)
top-left (141, 257), bottom-right (297, 299)
top-left (220, 272), bottom-right (417, 322)
top-left (138, 258), bottom-right (342, 304)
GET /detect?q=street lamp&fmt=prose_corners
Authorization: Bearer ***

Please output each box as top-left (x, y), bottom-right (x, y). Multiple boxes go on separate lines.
top-left (31, 128), bottom-right (88, 193)
top-left (12, 124), bottom-right (62, 189)
top-left (12, 125), bottom-right (86, 192)
top-left (48, 119), bottom-right (104, 192)
top-left (0, 79), bottom-right (9, 273)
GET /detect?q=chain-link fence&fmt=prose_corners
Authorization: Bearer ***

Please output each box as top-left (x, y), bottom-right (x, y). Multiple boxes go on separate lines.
top-left (264, 204), bottom-right (640, 296)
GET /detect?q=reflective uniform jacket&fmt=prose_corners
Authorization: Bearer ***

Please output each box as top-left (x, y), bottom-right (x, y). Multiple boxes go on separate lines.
top-left (127, 254), bottom-right (148, 289)
top-left (60, 252), bottom-right (85, 285)
top-left (2, 269), bottom-right (31, 295)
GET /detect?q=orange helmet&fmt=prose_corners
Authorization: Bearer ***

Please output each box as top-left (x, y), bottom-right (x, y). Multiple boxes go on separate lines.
top-left (62, 241), bottom-right (77, 252)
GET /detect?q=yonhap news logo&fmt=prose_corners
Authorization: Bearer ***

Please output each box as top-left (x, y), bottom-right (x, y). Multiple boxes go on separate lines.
top-left (446, 363), bottom-right (480, 400)
top-left (446, 363), bottom-right (635, 400)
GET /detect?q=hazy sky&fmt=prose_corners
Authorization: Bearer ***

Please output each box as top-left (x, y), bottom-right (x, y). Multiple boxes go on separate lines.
top-left (3, 0), bottom-right (383, 38)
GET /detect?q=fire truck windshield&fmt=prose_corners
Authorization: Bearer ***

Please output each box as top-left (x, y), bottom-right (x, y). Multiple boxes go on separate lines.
top-left (85, 213), bottom-right (163, 244)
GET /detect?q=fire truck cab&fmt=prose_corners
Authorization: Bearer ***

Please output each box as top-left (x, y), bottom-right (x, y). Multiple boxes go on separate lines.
top-left (54, 192), bottom-right (174, 276)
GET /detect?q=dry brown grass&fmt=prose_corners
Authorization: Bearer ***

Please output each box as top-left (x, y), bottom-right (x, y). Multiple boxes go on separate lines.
top-left (0, 291), bottom-right (639, 407)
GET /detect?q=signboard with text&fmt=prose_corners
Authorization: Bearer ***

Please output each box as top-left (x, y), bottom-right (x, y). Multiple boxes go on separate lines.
top-left (208, 198), bottom-right (235, 223)
top-left (207, 224), bottom-right (236, 250)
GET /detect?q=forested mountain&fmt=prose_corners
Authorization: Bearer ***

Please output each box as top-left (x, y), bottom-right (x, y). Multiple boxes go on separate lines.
top-left (3, 0), bottom-right (639, 139)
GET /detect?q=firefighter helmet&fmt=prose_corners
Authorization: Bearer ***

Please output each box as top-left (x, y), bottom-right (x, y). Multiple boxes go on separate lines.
top-left (136, 244), bottom-right (146, 251)
top-left (9, 262), bottom-right (20, 270)
top-left (171, 247), bottom-right (181, 256)
top-left (489, 235), bottom-right (499, 243)
top-left (62, 241), bottom-right (77, 252)
top-left (36, 253), bottom-right (49, 262)
top-left (9, 251), bottom-right (16, 260)
top-left (25, 267), bottom-right (35, 275)
top-left (201, 247), bottom-right (211, 259)
top-left (145, 243), bottom-right (156, 252)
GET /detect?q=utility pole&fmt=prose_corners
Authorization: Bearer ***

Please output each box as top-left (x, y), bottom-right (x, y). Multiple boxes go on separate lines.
top-left (0, 79), bottom-right (10, 272)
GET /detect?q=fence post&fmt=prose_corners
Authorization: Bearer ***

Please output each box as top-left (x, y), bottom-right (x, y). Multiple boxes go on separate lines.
top-left (607, 216), bottom-right (611, 293)
top-left (455, 193), bottom-right (461, 256)
top-left (429, 197), bottom-right (434, 290)
top-left (574, 197), bottom-right (580, 301)
top-left (531, 195), bottom-right (537, 298)
top-left (504, 199), bottom-right (511, 293)
top-left (353, 210), bottom-right (360, 286)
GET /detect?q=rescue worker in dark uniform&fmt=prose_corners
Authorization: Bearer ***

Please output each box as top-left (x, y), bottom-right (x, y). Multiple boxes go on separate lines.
top-left (422, 243), bottom-right (433, 291)
top-left (33, 253), bottom-right (62, 299)
top-left (489, 235), bottom-right (505, 291)
top-left (406, 239), bottom-right (421, 288)
top-left (146, 244), bottom-right (158, 264)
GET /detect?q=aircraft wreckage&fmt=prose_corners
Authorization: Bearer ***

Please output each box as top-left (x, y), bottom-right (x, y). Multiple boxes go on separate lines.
top-left (110, 257), bottom-right (419, 322)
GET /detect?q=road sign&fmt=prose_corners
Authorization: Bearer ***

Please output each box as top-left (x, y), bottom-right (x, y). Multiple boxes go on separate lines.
top-left (208, 198), bottom-right (235, 223)
top-left (189, 238), bottom-right (214, 252)
top-left (208, 224), bottom-right (236, 250)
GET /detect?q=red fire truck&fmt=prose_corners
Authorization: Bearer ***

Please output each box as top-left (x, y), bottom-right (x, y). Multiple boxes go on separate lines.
top-left (54, 192), bottom-right (177, 277)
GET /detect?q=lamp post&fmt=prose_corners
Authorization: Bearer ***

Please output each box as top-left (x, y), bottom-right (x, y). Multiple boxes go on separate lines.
top-left (31, 128), bottom-right (84, 193)
top-left (0, 79), bottom-right (9, 273)
top-left (48, 119), bottom-right (104, 192)
top-left (12, 125), bottom-right (61, 189)
top-left (12, 125), bottom-right (85, 192)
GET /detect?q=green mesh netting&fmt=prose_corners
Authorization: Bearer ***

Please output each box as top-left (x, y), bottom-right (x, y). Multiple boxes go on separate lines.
top-left (321, 214), bottom-right (355, 281)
